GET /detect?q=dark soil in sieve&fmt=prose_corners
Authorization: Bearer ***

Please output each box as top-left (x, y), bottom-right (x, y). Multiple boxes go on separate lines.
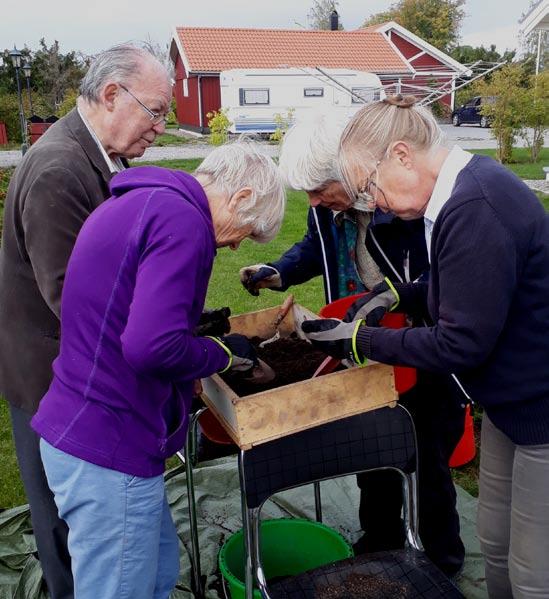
top-left (316, 572), bottom-right (410, 598)
top-left (220, 333), bottom-right (328, 397)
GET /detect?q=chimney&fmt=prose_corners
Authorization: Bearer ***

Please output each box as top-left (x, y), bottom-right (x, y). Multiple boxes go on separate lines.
top-left (330, 9), bottom-right (339, 31)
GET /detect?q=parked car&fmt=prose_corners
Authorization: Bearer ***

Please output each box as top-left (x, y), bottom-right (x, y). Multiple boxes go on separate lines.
top-left (452, 96), bottom-right (495, 127)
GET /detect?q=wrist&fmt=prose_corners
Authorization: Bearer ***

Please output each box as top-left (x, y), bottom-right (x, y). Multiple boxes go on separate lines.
top-left (355, 325), bottom-right (374, 362)
top-left (351, 320), bottom-right (368, 366)
top-left (206, 336), bottom-right (232, 373)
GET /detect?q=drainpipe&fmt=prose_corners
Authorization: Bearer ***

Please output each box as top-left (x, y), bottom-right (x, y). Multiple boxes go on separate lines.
top-left (197, 74), bottom-right (203, 132)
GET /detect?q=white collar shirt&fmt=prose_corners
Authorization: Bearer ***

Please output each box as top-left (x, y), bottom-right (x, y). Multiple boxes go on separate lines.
top-left (77, 107), bottom-right (125, 174)
top-left (423, 145), bottom-right (473, 261)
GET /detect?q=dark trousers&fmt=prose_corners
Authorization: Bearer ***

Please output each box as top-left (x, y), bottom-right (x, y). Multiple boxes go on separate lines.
top-left (357, 372), bottom-right (466, 577)
top-left (9, 404), bottom-right (74, 599)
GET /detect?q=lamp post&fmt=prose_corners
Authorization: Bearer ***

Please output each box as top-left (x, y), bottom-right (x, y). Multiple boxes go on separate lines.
top-left (9, 46), bottom-right (29, 155)
top-left (22, 61), bottom-right (33, 116)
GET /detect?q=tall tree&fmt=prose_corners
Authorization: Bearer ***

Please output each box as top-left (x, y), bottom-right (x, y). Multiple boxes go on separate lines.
top-left (308, 0), bottom-right (344, 30)
top-left (362, 0), bottom-right (466, 52)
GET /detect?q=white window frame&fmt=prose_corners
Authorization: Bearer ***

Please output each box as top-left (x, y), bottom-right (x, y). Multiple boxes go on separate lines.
top-left (182, 78), bottom-right (188, 97)
top-left (304, 87), bottom-right (324, 97)
top-left (239, 88), bottom-right (270, 106)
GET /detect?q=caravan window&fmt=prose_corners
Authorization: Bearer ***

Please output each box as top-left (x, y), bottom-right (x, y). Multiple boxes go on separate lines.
top-left (351, 87), bottom-right (381, 104)
top-left (304, 88), bottom-right (324, 97)
top-left (239, 88), bottom-right (270, 106)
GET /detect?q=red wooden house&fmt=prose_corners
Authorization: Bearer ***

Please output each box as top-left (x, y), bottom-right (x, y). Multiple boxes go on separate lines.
top-left (170, 23), bottom-right (467, 133)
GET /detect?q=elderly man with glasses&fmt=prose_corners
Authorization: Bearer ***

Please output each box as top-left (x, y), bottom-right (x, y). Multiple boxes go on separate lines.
top-left (239, 113), bottom-right (466, 579)
top-left (0, 44), bottom-right (171, 599)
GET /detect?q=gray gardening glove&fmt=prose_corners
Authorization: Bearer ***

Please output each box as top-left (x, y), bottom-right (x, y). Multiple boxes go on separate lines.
top-left (239, 264), bottom-right (282, 296)
top-left (343, 278), bottom-right (400, 326)
top-left (300, 319), bottom-right (367, 365)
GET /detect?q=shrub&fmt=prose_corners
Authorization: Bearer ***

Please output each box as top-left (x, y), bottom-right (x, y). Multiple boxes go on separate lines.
top-left (269, 108), bottom-right (295, 144)
top-left (475, 64), bottom-right (526, 163)
top-left (518, 71), bottom-right (549, 163)
top-left (56, 88), bottom-right (78, 117)
top-left (0, 94), bottom-right (23, 143)
top-left (206, 108), bottom-right (232, 146)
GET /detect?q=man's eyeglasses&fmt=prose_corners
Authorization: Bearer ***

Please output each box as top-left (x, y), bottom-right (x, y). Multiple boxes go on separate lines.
top-left (119, 84), bottom-right (168, 126)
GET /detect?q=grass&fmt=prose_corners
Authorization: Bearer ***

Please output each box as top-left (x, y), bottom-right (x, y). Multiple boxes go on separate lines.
top-left (0, 150), bottom-right (547, 508)
top-left (472, 147), bottom-right (549, 179)
top-left (152, 132), bottom-right (191, 147)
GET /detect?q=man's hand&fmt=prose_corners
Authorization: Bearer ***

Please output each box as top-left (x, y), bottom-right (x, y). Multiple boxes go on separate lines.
top-left (239, 264), bottom-right (282, 296)
top-left (212, 334), bottom-right (258, 373)
top-left (300, 319), bottom-right (366, 365)
top-left (343, 279), bottom-right (400, 326)
top-left (194, 307), bottom-right (231, 337)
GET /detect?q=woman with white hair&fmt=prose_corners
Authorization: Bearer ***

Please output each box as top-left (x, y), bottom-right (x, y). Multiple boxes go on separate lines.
top-left (239, 112), bottom-right (465, 578)
top-left (30, 140), bottom-right (285, 599)
top-left (301, 95), bottom-right (549, 599)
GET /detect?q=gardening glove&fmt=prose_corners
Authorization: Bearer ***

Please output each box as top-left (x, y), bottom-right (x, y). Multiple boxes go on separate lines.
top-left (343, 278), bottom-right (400, 326)
top-left (300, 319), bottom-right (367, 366)
top-left (209, 333), bottom-right (259, 373)
top-left (239, 264), bottom-right (282, 296)
top-left (194, 307), bottom-right (231, 337)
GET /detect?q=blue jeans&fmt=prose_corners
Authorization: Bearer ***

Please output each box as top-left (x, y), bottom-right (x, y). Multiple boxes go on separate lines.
top-left (40, 439), bottom-right (179, 599)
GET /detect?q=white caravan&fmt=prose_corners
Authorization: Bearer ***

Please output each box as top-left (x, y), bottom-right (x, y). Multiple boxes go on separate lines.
top-left (220, 67), bottom-right (384, 134)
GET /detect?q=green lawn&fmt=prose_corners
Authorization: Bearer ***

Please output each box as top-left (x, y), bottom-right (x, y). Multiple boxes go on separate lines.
top-left (0, 150), bottom-right (548, 508)
top-left (152, 132), bottom-right (192, 147)
top-left (473, 147), bottom-right (549, 179)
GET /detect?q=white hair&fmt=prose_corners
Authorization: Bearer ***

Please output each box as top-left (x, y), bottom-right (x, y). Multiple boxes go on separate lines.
top-left (195, 140), bottom-right (286, 243)
top-left (278, 113), bottom-right (346, 191)
top-left (80, 44), bottom-right (170, 103)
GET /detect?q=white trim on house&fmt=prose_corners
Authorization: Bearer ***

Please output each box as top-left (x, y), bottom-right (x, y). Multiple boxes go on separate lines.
top-left (170, 29), bottom-right (192, 76)
top-left (375, 21), bottom-right (471, 75)
top-left (408, 50), bottom-right (427, 62)
top-left (520, 0), bottom-right (549, 36)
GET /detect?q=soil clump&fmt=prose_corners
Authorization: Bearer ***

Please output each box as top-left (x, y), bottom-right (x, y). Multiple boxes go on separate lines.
top-left (220, 333), bottom-right (328, 396)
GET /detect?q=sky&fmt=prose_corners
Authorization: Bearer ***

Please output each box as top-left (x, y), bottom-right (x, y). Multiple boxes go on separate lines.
top-left (1, 0), bottom-right (529, 57)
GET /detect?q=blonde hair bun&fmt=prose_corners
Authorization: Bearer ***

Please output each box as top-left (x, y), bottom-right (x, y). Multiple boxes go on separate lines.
top-left (383, 94), bottom-right (417, 108)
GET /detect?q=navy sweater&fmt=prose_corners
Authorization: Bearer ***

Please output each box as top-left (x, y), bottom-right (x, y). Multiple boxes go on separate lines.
top-left (358, 155), bottom-right (549, 445)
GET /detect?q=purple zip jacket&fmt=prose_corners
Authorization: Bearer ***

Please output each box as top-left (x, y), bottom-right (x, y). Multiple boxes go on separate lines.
top-left (32, 166), bottom-right (230, 477)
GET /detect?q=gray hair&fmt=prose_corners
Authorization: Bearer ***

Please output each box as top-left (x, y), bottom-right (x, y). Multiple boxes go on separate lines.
top-left (195, 140), bottom-right (286, 243)
top-left (278, 114), bottom-right (345, 191)
top-left (80, 44), bottom-right (170, 103)
top-left (338, 95), bottom-right (445, 201)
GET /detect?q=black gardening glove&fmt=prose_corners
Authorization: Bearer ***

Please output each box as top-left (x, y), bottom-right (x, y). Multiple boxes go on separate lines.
top-left (194, 307), bottom-right (231, 337)
top-left (239, 264), bottom-right (282, 296)
top-left (300, 319), bottom-right (366, 365)
top-left (211, 333), bottom-right (259, 373)
top-left (343, 278), bottom-right (400, 326)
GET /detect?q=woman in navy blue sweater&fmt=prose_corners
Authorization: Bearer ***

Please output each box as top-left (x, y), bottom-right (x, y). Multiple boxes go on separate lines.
top-left (302, 95), bottom-right (549, 599)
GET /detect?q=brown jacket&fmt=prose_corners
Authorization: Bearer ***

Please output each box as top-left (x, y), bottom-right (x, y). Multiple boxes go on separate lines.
top-left (0, 108), bottom-right (126, 413)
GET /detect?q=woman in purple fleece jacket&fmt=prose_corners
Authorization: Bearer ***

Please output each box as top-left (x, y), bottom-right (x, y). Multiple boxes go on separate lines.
top-left (31, 140), bottom-right (285, 599)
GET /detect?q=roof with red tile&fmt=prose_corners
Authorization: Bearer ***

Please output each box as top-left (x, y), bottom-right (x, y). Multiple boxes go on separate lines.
top-left (173, 27), bottom-right (413, 74)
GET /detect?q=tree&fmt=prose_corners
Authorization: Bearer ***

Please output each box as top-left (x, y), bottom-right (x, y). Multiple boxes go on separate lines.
top-left (31, 39), bottom-right (87, 113)
top-left (518, 71), bottom-right (549, 162)
top-left (474, 64), bottom-right (526, 163)
top-left (450, 44), bottom-right (515, 65)
top-left (308, 0), bottom-right (344, 30)
top-left (362, 0), bottom-right (466, 52)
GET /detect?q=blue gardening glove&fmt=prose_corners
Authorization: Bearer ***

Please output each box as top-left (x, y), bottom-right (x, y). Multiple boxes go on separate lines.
top-left (194, 307), bottom-right (231, 337)
top-left (300, 319), bottom-right (366, 365)
top-left (343, 278), bottom-right (400, 326)
top-left (209, 333), bottom-right (259, 373)
top-left (239, 264), bottom-right (282, 296)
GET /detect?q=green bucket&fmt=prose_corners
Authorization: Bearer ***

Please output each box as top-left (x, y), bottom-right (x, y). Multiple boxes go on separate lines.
top-left (218, 518), bottom-right (353, 599)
